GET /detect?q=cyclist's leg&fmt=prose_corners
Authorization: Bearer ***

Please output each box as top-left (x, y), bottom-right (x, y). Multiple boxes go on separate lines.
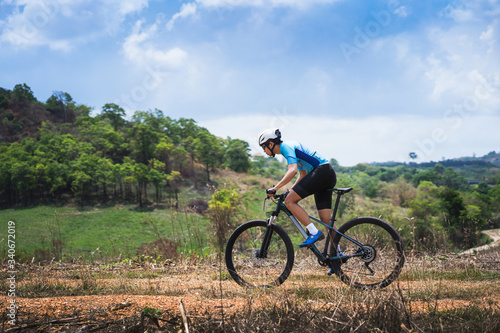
top-left (284, 190), bottom-right (312, 227)
top-left (318, 209), bottom-right (333, 226)
top-left (315, 183), bottom-right (335, 228)
top-left (286, 190), bottom-right (324, 247)
top-left (289, 166), bottom-right (324, 227)
top-left (313, 166), bottom-right (337, 258)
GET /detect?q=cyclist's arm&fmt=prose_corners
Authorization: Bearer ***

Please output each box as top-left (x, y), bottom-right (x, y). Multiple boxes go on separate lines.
top-left (292, 170), bottom-right (307, 188)
top-left (273, 163), bottom-right (298, 192)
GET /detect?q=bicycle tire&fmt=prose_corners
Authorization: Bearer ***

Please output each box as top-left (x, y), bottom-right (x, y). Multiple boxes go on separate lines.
top-left (331, 217), bottom-right (405, 289)
top-left (225, 220), bottom-right (294, 288)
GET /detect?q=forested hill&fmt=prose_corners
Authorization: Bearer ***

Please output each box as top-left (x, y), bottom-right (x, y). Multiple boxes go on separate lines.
top-left (372, 152), bottom-right (500, 169)
top-left (0, 84), bottom-right (251, 207)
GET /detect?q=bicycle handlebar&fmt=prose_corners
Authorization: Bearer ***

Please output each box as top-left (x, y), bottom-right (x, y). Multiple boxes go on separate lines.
top-left (266, 190), bottom-right (289, 201)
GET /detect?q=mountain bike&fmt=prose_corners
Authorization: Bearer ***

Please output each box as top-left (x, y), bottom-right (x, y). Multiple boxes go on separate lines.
top-left (224, 187), bottom-right (405, 289)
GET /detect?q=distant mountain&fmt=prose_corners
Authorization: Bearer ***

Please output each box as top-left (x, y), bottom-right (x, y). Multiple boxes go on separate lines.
top-left (372, 151), bottom-right (500, 168)
top-left (454, 151), bottom-right (500, 167)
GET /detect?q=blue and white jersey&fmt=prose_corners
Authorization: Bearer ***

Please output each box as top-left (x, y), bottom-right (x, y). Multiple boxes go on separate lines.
top-left (280, 140), bottom-right (329, 173)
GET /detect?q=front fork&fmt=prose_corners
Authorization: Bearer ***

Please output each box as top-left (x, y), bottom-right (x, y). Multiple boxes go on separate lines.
top-left (257, 215), bottom-right (278, 259)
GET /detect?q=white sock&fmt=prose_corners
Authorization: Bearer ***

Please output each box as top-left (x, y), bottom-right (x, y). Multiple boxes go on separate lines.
top-left (306, 223), bottom-right (319, 235)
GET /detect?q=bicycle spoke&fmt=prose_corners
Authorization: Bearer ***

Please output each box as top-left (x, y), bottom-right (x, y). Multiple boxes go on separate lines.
top-left (334, 217), bottom-right (404, 289)
top-left (225, 220), bottom-right (294, 287)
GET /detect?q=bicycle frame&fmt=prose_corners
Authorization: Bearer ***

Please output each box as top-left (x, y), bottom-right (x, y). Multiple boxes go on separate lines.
top-left (265, 192), bottom-right (368, 264)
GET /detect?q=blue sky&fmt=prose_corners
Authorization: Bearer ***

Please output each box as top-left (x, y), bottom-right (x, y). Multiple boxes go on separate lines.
top-left (1, 0), bottom-right (499, 166)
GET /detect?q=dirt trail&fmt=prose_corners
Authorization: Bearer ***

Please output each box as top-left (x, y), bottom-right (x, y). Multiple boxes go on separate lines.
top-left (2, 250), bottom-right (499, 332)
top-left (461, 228), bottom-right (500, 255)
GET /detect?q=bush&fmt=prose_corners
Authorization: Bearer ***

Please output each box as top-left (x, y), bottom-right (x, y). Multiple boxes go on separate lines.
top-left (208, 189), bottom-right (240, 251)
top-left (382, 178), bottom-right (417, 207)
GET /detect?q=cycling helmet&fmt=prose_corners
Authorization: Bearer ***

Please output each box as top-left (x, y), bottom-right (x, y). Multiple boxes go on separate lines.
top-left (258, 128), bottom-right (281, 157)
top-left (258, 128), bottom-right (281, 145)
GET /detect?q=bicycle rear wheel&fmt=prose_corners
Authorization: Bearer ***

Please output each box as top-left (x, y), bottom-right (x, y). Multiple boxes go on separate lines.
top-left (332, 217), bottom-right (405, 289)
top-left (225, 220), bottom-right (294, 288)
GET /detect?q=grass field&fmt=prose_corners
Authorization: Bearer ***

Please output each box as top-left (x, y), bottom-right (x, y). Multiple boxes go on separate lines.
top-left (0, 172), bottom-right (288, 263)
top-left (0, 204), bottom-right (212, 262)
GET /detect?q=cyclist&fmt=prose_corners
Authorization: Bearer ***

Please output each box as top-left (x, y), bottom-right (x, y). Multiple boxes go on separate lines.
top-left (258, 128), bottom-right (337, 247)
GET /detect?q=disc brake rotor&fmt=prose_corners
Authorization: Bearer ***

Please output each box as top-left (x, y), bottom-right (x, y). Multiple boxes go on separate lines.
top-left (360, 245), bottom-right (376, 263)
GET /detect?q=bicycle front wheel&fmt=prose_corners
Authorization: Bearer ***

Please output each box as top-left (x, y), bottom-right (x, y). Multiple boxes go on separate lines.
top-left (225, 220), bottom-right (294, 288)
top-left (332, 217), bottom-right (405, 289)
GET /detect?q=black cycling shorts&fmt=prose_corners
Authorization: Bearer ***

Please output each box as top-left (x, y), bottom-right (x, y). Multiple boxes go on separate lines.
top-left (292, 163), bottom-right (337, 210)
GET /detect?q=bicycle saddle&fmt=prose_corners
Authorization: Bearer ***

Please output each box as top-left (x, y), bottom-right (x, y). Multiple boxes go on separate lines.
top-left (331, 187), bottom-right (353, 194)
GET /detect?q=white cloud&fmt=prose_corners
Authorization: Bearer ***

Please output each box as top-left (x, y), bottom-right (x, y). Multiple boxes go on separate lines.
top-left (370, 6), bottom-right (500, 115)
top-left (444, 4), bottom-right (476, 23)
top-left (165, 0), bottom-right (340, 31)
top-left (443, 0), bottom-right (500, 23)
top-left (122, 20), bottom-right (187, 68)
top-left (117, 0), bottom-right (149, 16)
top-left (167, 2), bottom-right (197, 31)
top-left (480, 23), bottom-right (495, 41)
top-left (0, 0), bottom-right (149, 50)
top-left (200, 113), bottom-right (500, 166)
top-left (195, 0), bottom-right (338, 8)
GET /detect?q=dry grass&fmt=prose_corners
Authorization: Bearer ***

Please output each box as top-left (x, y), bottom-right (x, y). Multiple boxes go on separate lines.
top-left (1, 249), bottom-right (499, 332)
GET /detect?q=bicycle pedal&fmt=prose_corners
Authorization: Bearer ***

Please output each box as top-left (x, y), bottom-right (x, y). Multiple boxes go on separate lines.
top-left (327, 269), bottom-right (334, 276)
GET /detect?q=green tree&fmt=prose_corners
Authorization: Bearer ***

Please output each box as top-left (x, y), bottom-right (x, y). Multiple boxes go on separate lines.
top-left (413, 169), bottom-right (440, 186)
top-left (46, 91), bottom-right (76, 123)
top-left (166, 170), bottom-right (182, 208)
top-left (0, 93), bottom-right (8, 110)
top-left (357, 172), bottom-right (379, 198)
top-left (224, 138), bottom-right (250, 172)
top-left (77, 118), bottom-right (127, 162)
top-left (10, 160), bottom-right (36, 205)
top-left (440, 187), bottom-right (465, 226)
top-left (175, 118), bottom-right (200, 140)
top-left (45, 161), bottom-right (69, 197)
top-left (149, 169), bottom-right (166, 203)
top-left (120, 157), bottom-right (136, 201)
top-left (155, 137), bottom-right (174, 173)
top-left (133, 163), bottom-right (150, 207)
top-left (170, 146), bottom-right (190, 176)
top-left (149, 159), bottom-right (167, 202)
top-left (130, 122), bottom-right (159, 164)
top-left (379, 169), bottom-right (399, 182)
top-left (71, 170), bottom-right (92, 203)
top-left (195, 129), bottom-right (223, 182)
top-left (0, 152), bottom-right (14, 204)
top-left (94, 157), bottom-right (114, 199)
top-left (438, 187), bottom-right (487, 249)
top-left (71, 153), bottom-right (99, 201)
top-left (100, 103), bottom-right (126, 131)
top-left (12, 83), bottom-right (36, 104)
top-left (409, 181), bottom-right (440, 220)
top-left (442, 167), bottom-right (466, 189)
